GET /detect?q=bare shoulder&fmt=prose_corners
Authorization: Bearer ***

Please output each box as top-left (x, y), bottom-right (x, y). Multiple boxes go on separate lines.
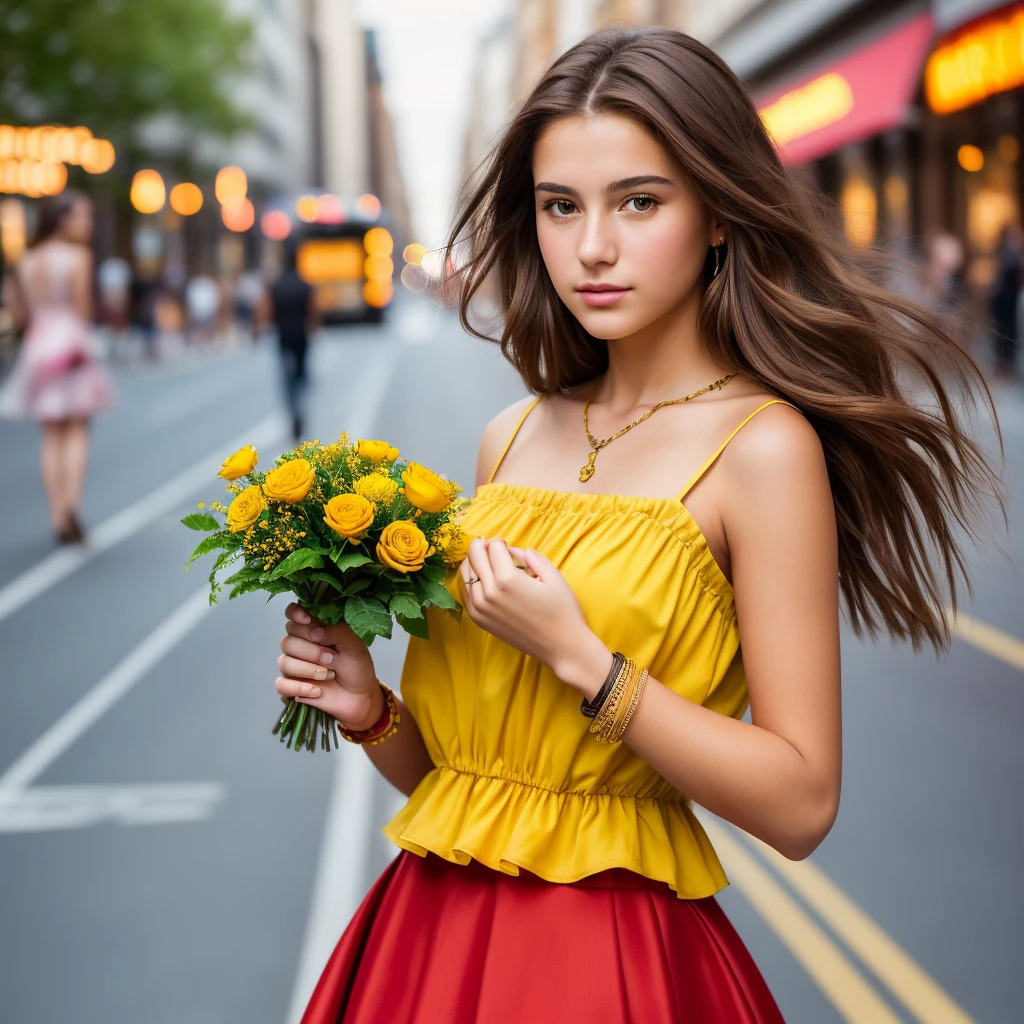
top-left (474, 395), bottom-right (540, 490)
top-left (721, 400), bottom-right (832, 531)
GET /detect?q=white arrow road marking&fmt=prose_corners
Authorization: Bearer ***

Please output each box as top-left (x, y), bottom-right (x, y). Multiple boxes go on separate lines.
top-left (0, 783), bottom-right (226, 832)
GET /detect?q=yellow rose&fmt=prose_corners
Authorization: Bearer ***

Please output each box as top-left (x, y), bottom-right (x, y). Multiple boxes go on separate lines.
top-left (264, 458), bottom-right (315, 504)
top-left (377, 520), bottom-right (432, 573)
top-left (401, 462), bottom-right (452, 513)
top-left (353, 474), bottom-right (399, 507)
top-left (356, 439), bottom-right (399, 462)
top-left (218, 445), bottom-right (258, 481)
top-left (324, 494), bottom-right (375, 539)
top-left (226, 485), bottom-right (266, 533)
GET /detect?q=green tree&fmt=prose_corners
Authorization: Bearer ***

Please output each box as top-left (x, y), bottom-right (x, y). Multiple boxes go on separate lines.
top-left (0, 0), bottom-right (253, 142)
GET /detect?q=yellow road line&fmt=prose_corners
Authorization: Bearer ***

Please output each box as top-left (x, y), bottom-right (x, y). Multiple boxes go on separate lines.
top-left (700, 818), bottom-right (901, 1023)
top-left (747, 835), bottom-right (975, 1024)
top-left (948, 610), bottom-right (1024, 672)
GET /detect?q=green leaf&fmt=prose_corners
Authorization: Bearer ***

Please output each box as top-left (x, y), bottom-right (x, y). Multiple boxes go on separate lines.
top-left (344, 595), bottom-right (392, 642)
top-left (224, 565), bottom-right (263, 586)
top-left (341, 578), bottom-right (372, 596)
top-left (331, 549), bottom-right (373, 572)
top-left (182, 513), bottom-right (221, 532)
top-left (269, 548), bottom-right (324, 579)
top-left (389, 593), bottom-right (424, 619)
top-left (418, 576), bottom-right (458, 611)
top-left (308, 603), bottom-right (345, 625)
top-left (229, 579), bottom-right (265, 599)
top-left (186, 532), bottom-right (237, 568)
top-left (308, 571), bottom-right (346, 593)
top-left (419, 561), bottom-right (447, 583)
top-left (396, 612), bottom-right (430, 640)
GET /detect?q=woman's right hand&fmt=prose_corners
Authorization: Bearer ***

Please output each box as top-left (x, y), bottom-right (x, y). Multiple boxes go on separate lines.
top-left (275, 602), bottom-right (384, 731)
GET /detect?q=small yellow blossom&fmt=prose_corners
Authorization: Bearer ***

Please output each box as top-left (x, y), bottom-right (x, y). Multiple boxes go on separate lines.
top-left (196, 502), bottom-right (205, 509)
top-left (353, 474), bottom-right (399, 507)
top-left (356, 439), bottom-right (400, 463)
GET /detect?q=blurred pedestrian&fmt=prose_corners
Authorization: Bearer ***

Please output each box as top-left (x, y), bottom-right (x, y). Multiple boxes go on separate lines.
top-left (0, 190), bottom-right (114, 544)
top-left (185, 273), bottom-right (220, 345)
top-left (260, 240), bottom-right (318, 442)
top-left (990, 224), bottom-right (1022, 378)
top-left (925, 232), bottom-right (966, 323)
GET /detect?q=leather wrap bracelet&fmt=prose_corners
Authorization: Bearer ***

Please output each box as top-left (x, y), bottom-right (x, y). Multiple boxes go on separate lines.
top-left (580, 651), bottom-right (625, 718)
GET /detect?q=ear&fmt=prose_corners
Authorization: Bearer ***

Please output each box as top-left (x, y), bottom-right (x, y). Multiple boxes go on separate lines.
top-left (709, 217), bottom-right (728, 247)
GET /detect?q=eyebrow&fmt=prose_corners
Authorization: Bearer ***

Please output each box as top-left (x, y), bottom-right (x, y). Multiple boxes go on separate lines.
top-left (533, 175), bottom-right (675, 197)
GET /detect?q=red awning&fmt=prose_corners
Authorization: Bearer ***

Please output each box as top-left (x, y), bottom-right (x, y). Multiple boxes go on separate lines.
top-left (756, 12), bottom-right (936, 165)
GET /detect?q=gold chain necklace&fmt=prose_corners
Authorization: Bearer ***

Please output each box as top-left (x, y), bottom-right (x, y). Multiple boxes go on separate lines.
top-left (579, 373), bottom-right (735, 482)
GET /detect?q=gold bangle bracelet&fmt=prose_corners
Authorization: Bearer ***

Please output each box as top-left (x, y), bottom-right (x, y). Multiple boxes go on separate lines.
top-left (590, 656), bottom-right (632, 736)
top-left (601, 661), bottom-right (640, 742)
top-left (611, 667), bottom-right (648, 742)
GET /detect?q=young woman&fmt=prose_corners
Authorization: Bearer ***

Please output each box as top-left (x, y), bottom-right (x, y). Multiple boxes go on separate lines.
top-left (0, 190), bottom-right (114, 544)
top-left (274, 28), bottom-right (997, 1022)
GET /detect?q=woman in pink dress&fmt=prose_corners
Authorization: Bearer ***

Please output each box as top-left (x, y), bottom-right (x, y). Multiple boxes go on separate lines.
top-left (0, 190), bottom-right (114, 544)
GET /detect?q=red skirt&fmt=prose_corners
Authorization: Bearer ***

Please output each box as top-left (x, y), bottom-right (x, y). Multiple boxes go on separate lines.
top-left (301, 851), bottom-right (784, 1023)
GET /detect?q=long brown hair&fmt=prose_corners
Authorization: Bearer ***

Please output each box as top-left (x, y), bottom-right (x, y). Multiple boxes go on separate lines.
top-left (448, 26), bottom-right (1002, 650)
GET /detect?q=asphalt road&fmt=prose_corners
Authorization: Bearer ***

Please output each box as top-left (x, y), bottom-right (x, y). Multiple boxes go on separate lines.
top-left (0, 299), bottom-right (1020, 1024)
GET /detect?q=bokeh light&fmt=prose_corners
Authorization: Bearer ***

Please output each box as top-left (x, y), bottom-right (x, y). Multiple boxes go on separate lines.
top-left (79, 138), bottom-right (115, 174)
top-left (261, 209), bottom-right (292, 240)
top-left (363, 278), bottom-right (393, 308)
top-left (400, 263), bottom-right (429, 293)
top-left (0, 198), bottom-right (26, 264)
top-left (215, 165), bottom-right (247, 205)
top-left (296, 195), bottom-right (318, 222)
top-left (355, 193), bottom-right (382, 219)
top-left (402, 242), bottom-right (427, 265)
top-left (957, 144), bottom-right (984, 172)
top-left (419, 250), bottom-right (444, 280)
top-left (222, 196), bottom-right (255, 232)
top-left (998, 134), bottom-right (1020, 163)
top-left (316, 193), bottom-right (345, 224)
top-left (169, 182), bottom-right (203, 216)
top-left (363, 227), bottom-right (393, 257)
top-left (364, 254), bottom-right (394, 280)
top-left (130, 169), bottom-right (166, 214)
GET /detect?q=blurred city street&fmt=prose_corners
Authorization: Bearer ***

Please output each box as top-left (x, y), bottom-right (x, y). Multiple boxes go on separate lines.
top-left (0, 305), bottom-right (1020, 1023)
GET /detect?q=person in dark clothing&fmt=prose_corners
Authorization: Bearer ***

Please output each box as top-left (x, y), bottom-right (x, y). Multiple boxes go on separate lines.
top-left (990, 224), bottom-right (1022, 379)
top-left (263, 240), bottom-right (318, 442)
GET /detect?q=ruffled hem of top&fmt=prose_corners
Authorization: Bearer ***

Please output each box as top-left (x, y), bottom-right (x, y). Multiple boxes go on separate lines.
top-left (382, 764), bottom-right (730, 901)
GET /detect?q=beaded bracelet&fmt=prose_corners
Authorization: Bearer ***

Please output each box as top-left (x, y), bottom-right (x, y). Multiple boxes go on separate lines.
top-left (580, 651), bottom-right (625, 718)
top-left (339, 682), bottom-right (400, 746)
top-left (590, 656), bottom-right (633, 740)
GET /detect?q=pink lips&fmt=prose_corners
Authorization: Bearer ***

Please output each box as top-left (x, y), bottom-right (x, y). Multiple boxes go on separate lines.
top-left (577, 284), bottom-right (632, 307)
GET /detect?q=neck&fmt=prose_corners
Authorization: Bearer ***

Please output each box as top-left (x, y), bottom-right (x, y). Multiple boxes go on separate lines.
top-left (595, 285), bottom-right (730, 412)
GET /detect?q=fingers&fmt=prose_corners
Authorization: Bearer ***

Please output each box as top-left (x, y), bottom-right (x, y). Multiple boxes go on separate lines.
top-left (277, 653), bottom-right (337, 682)
top-left (484, 537), bottom-right (519, 587)
top-left (275, 675), bottom-right (325, 700)
top-left (280, 632), bottom-right (338, 667)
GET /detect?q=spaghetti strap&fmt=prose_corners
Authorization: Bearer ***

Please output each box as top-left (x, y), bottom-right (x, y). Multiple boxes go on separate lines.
top-left (486, 396), bottom-right (542, 484)
top-left (677, 399), bottom-right (793, 501)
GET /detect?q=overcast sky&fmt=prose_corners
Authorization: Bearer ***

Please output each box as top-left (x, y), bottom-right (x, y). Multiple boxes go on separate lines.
top-left (355, 0), bottom-right (512, 248)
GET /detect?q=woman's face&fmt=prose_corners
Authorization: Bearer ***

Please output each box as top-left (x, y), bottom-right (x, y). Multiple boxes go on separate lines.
top-left (533, 113), bottom-right (720, 340)
top-left (61, 197), bottom-right (94, 245)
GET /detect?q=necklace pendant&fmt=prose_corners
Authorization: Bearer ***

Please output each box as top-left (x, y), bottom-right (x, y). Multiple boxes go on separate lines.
top-left (579, 451), bottom-right (597, 482)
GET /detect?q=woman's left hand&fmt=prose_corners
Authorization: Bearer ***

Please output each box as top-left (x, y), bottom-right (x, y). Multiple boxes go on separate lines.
top-left (459, 537), bottom-right (610, 694)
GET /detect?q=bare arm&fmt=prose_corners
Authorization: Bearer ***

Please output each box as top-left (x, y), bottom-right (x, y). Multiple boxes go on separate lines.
top-left (2, 270), bottom-right (27, 331)
top-left (69, 249), bottom-right (94, 321)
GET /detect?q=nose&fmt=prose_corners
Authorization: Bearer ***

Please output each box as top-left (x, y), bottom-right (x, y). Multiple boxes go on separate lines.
top-left (577, 210), bottom-right (618, 268)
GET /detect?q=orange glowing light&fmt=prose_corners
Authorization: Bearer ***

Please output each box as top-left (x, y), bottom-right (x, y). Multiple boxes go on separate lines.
top-left (363, 227), bottom-right (393, 257)
top-left (926, 8), bottom-right (1024, 115)
top-left (958, 144), bottom-right (985, 172)
top-left (297, 239), bottom-right (364, 283)
top-left (402, 242), bottom-right (427, 265)
top-left (80, 138), bottom-right (116, 174)
top-left (130, 169), bottom-right (166, 214)
top-left (0, 197), bottom-right (26, 263)
top-left (364, 254), bottom-right (394, 280)
top-left (759, 72), bottom-right (854, 147)
top-left (363, 278), bottom-right (393, 308)
top-left (215, 165), bottom-right (247, 205)
top-left (355, 193), bottom-right (382, 219)
top-left (170, 182), bottom-right (204, 216)
top-left (296, 195), bottom-right (318, 222)
top-left (221, 197), bottom-right (255, 232)
top-left (261, 209), bottom-right (292, 240)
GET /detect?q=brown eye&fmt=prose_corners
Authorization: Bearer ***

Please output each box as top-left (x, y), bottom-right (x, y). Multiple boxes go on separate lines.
top-left (626, 195), bottom-right (656, 214)
top-left (552, 200), bottom-right (575, 217)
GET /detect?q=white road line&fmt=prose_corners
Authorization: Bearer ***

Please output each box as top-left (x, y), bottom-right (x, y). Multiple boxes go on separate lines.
top-left (746, 833), bottom-right (976, 1024)
top-left (0, 411), bottom-right (286, 625)
top-left (0, 588), bottom-right (211, 792)
top-left (285, 344), bottom-right (398, 1024)
top-left (700, 816), bottom-right (902, 1023)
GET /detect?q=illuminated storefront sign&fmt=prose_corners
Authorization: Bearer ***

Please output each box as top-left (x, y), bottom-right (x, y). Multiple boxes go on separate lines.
top-left (925, 4), bottom-right (1024, 114)
top-left (760, 73), bottom-right (854, 148)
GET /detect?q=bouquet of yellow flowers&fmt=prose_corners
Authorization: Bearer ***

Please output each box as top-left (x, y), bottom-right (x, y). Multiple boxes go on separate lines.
top-left (182, 434), bottom-right (472, 752)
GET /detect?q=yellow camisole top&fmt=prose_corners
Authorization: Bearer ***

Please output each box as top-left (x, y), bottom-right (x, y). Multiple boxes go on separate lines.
top-left (383, 397), bottom-right (789, 899)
